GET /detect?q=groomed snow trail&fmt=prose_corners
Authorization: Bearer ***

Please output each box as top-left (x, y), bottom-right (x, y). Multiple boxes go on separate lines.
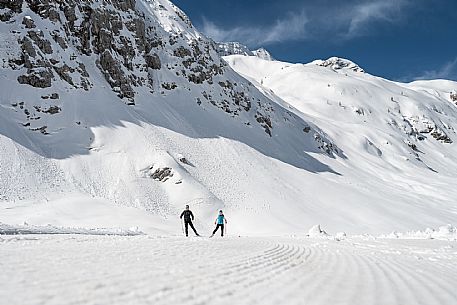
top-left (1, 236), bottom-right (456, 305)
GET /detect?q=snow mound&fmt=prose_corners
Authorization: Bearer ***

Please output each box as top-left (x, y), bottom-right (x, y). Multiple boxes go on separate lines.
top-left (305, 225), bottom-right (349, 241)
top-left (380, 225), bottom-right (457, 240)
top-left (0, 222), bottom-right (144, 236)
top-left (335, 232), bottom-right (347, 241)
top-left (306, 224), bottom-right (329, 237)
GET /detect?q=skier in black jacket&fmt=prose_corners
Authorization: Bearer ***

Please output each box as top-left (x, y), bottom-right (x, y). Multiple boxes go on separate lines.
top-left (180, 205), bottom-right (200, 237)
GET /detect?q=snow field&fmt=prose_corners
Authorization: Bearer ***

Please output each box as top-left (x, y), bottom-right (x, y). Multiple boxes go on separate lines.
top-left (1, 235), bottom-right (456, 305)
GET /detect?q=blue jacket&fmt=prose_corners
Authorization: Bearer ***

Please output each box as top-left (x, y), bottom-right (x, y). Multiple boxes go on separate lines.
top-left (217, 214), bottom-right (225, 224)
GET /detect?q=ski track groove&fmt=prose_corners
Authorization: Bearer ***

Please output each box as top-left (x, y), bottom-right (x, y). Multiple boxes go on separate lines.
top-left (354, 241), bottom-right (457, 305)
top-left (1, 236), bottom-right (456, 305)
top-left (142, 239), bottom-right (277, 299)
top-left (244, 240), bottom-right (322, 305)
top-left (367, 257), bottom-right (400, 305)
top-left (299, 244), bottom-right (340, 304)
top-left (377, 255), bottom-right (434, 305)
top-left (153, 243), bottom-right (308, 305)
top-left (386, 255), bottom-right (457, 304)
top-left (304, 244), bottom-right (363, 305)
top-left (332, 245), bottom-right (370, 305)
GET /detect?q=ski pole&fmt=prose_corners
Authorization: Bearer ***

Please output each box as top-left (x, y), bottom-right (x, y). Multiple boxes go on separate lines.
top-left (181, 218), bottom-right (185, 235)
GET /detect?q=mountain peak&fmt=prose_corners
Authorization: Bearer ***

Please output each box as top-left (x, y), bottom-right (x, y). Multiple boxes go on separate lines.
top-left (314, 57), bottom-right (364, 73)
top-left (217, 42), bottom-right (253, 57)
top-left (217, 42), bottom-right (274, 61)
top-left (252, 48), bottom-right (274, 61)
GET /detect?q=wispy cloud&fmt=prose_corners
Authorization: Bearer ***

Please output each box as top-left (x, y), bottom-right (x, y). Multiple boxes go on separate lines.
top-left (199, 0), bottom-right (411, 46)
top-left (346, 0), bottom-right (409, 37)
top-left (201, 10), bottom-right (308, 46)
top-left (414, 57), bottom-right (457, 81)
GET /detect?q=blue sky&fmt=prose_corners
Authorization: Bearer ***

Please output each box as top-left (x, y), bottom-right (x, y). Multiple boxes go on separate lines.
top-left (173, 0), bottom-right (457, 82)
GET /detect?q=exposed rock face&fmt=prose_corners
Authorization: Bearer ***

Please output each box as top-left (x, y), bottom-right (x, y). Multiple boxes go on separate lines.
top-left (451, 91), bottom-right (457, 103)
top-left (4, 0), bottom-right (149, 102)
top-left (430, 128), bottom-right (453, 144)
top-left (43, 105), bottom-right (61, 114)
top-left (2, 0), bottom-right (268, 112)
top-left (145, 53), bottom-right (161, 70)
top-left (17, 70), bottom-right (53, 88)
top-left (151, 167), bottom-right (173, 182)
top-left (22, 16), bottom-right (35, 28)
top-left (97, 50), bottom-right (135, 103)
top-left (1, 0), bottom-right (338, 157)
top-left (0, 0), bottom-right (24, 21)
top-left (317, 57), bottom-right (365, 73)
top-left (252, 48), bottom-right (274, 61)
top-left (217, 42), bottom-right (254, 57)
top-left (4, 0), bottom-right (228, 107)
top-left (217, 42), bottom-right (275, 61)
top-left (27, 30), bottom-right (53, 54)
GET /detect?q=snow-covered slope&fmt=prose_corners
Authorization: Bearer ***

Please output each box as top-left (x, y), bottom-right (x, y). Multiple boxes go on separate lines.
top-left (225, 55), bottom-right (457, 233)
top-left (0, 0), bottom-right (456, 236)
top-left (0, 0), bottom-right (341, 235)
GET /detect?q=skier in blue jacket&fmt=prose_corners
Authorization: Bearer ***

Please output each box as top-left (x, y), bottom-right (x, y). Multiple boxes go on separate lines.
top-left (211, 210), bottom-right (227, 237)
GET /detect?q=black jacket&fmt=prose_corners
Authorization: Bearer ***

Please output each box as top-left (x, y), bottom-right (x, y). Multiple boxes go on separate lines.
top-left (180, 210), bottom-right (194, 222)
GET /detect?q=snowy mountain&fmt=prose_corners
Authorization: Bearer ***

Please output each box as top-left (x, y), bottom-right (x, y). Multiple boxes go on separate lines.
top-left (225, 54), bottom-right (457, 230)
top-left (0, 0), bottom-right (338, 234)
top-left (1, 0), bottom-right (456, 236)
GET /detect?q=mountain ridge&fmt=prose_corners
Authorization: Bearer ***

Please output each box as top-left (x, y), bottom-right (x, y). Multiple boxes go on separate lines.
top-left (216, 41), bottom-right (274, 61)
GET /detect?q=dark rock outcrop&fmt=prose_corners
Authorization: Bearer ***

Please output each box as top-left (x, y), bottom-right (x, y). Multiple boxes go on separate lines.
top-left (145, 53), bottom-right (161, 70)
top-left (151, 167), bottom-right (173, 182)
top-left (18, 70), bottom-right (53, 88)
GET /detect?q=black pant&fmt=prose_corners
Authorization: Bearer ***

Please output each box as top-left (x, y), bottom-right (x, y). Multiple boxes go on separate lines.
top-left (184, 220), bottom-right (198, 236)
top-left (213, 224), bottom-right (224, 236)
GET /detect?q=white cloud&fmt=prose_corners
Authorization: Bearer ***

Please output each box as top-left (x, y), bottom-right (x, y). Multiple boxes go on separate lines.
top-left (201, 11), bottom-right (308, 46)
top-left (199, 1), bottom-right (411, 46)
top-left (346, 0), bottom-right (409, 37)
top-left (415, 58), bottom-right (457, 81)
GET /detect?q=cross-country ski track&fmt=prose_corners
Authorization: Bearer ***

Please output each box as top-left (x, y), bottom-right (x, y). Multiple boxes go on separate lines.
top-left (1, 235), bottom-right (456, 305)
